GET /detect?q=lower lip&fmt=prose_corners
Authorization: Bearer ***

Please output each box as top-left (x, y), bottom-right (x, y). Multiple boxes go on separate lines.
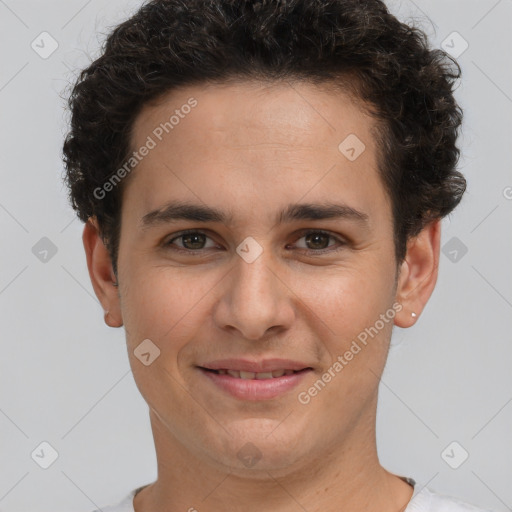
top-left (199, 368), bottom-right (312, 400)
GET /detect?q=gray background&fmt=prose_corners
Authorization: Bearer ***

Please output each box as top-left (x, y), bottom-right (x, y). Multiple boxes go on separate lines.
top-left (0, 0), bottom-right (511, 511)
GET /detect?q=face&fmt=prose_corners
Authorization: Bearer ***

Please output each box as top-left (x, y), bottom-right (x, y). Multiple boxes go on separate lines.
top-left (85, 80), bottom-right (439, 475)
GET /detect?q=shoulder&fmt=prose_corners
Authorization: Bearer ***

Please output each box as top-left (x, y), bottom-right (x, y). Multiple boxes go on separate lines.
top-left (88, 489), bottom-right (137, 512)
top-left (407, 485), bottom-right (496, 512)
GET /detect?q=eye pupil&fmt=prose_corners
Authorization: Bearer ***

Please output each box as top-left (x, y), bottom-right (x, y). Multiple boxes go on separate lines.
top-left (183, 233), bottom-right (206, 249)
top-left (306, 232), bottom-right (329, 250)
top-left (168, 230), bottom-right (340, 254)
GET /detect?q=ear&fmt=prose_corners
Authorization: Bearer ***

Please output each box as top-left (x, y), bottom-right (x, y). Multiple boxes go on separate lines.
top-left (394, 219), bottom-right (441, 328)
top-left (82, 217), bottom-right (123, 328)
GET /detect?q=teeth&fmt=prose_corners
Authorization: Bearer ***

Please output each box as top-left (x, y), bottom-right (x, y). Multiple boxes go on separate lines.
top-left (255, 372), bottom-right (273, 380)
top-left (214, 369), bottom-right (297, 379)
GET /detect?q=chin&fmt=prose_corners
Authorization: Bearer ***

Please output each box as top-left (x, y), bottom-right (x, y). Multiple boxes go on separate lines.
top-left (200, 418), bottom-right (309, 472)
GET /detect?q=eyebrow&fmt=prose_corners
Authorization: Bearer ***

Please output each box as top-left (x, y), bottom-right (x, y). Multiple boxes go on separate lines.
top-left (140, 200), bottom-right (369, 230)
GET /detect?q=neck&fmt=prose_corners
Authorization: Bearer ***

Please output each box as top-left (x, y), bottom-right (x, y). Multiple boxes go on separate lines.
top-left (134, 402), bottom-right (414, 512)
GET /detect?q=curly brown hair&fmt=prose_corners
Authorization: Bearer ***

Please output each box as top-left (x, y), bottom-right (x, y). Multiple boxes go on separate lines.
top-left (62, 0), bottom-right (465, 279)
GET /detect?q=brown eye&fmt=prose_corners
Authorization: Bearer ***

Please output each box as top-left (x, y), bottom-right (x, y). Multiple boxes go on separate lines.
top-left (164, 229), bottom-right (345, 255)
top-left (304, 232), bottom-right (331, 250)
top-left (165, 230), bottom-right (217, 252)
top-left (292, 230), bottom-right (345, 253)
top-left (180, 232), bottom-right (207, 250)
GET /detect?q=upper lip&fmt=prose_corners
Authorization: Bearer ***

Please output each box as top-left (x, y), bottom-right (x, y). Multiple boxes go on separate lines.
top-left (199, 359), bottom-right (313, 373)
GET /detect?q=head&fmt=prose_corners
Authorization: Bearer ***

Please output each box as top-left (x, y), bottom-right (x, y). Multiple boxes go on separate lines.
top-left (63, 0), bottom-right (464, 474)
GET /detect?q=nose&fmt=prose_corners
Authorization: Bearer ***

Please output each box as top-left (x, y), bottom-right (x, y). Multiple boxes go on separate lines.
top-left (212, 248), bottom-right (295, 341)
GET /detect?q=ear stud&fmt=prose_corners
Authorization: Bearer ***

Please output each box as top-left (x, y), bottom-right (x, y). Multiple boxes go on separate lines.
top-left (411, 312), bottom-right (417, 318)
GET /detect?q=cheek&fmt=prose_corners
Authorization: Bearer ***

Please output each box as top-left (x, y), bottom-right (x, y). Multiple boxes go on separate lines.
top-left (298, 258), bottom-right (396, 341)
top-left (296, 270), bottom-right (396, 421)
top-left (120, 269), bottom-right (209, 409)
top-left (121, 266), bottom-right (220, 346)
top-left (120, 251), bottom-right (396, 344)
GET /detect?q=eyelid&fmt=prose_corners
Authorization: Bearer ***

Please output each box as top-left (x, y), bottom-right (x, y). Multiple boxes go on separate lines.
top-left (163, 228), bottom-right (347, 254)
top-left (291, 229), bottom-right (347, 253)
top-left (164, 229), bottom-right (220, 251)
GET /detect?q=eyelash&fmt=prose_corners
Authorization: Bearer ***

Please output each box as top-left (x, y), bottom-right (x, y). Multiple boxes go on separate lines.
top-left (163, 229), bottom-right (347, 255)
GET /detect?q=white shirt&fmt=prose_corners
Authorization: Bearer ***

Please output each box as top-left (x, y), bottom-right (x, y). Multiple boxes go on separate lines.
top-left (90, 477), bottom-right (496, 512)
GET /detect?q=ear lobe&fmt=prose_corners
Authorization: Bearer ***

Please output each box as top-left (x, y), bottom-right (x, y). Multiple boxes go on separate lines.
top-left (82, 217), bottom-right (123, 328)
top-left (394, 220), bottom-right (441, 328)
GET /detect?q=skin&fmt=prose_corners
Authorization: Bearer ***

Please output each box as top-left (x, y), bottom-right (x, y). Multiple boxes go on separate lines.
top-left (83, 80), bottom-right (440, 512)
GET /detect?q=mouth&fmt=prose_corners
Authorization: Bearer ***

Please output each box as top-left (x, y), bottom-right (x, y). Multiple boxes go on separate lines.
top-left (200, 368), bottom-right (310, 379)
top-left (197, 363), bottom-right (313, 400)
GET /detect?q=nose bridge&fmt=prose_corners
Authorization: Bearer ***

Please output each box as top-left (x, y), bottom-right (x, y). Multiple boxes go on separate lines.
top-left (236, 249), bottom-right (277, 303)
top-left (215, 242), bottom-right (294, 340)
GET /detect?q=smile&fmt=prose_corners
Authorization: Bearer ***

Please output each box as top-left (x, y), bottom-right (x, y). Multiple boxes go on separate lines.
top-left (204, 368), bottom-right (302, 379)
top-left (198, 366), bottom-right (312, 400)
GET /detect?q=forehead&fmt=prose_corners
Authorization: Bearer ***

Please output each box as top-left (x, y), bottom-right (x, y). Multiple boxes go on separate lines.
top-left (124, 80), bottom-right (387, 226)
top-left (132, 79), bottom-right (374, 150)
